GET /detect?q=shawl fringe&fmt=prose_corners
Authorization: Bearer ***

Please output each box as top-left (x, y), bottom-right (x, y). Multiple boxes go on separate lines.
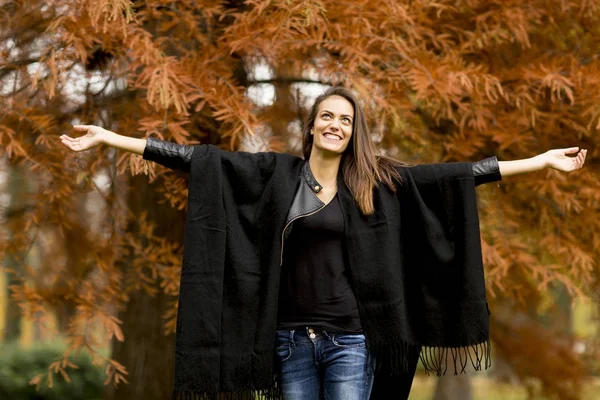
top-left (369, 339), bottom-right (491, 377)
top-left (370, 340), bottom-right (422, 376)
top-left (419, 339), bottom-right (492, 376)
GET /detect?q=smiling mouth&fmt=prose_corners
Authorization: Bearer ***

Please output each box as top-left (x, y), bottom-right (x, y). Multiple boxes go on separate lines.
top-left (323, 132), bottom-right (342, 141)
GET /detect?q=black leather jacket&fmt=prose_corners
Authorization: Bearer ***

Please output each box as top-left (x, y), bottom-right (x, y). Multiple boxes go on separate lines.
top-left (143, 137), bottom-right (502, 262)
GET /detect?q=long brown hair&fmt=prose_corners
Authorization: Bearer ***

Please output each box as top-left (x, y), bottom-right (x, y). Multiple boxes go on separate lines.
top-left (302, 86), bottom-right (405, 215)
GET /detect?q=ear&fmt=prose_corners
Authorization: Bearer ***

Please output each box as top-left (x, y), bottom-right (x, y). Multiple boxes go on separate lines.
top-left (310, 129), bottom-right (314, 135)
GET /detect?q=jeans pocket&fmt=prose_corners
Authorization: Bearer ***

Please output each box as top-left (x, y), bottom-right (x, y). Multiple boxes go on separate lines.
top-left (275, 331), bottom-right (293, 362)
top-left (331, 333), bottom-right (366, 348)
top-left (275, 344), bottom-right (292, 362)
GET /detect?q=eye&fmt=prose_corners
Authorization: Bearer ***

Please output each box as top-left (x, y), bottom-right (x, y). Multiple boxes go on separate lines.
top-left (321, 113), bottom-right (331, 119)
top-left (342, 117), bottom-right (352, 124)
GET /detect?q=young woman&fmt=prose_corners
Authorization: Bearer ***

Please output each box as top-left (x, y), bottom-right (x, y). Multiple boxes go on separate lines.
top-left (60, 86), bottom-right (586, 400)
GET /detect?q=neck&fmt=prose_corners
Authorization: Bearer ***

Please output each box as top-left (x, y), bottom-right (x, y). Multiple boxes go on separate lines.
top-left (308, 151), bottom-right (342, 187)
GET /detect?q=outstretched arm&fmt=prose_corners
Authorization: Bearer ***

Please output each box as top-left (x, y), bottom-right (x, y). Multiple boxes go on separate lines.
top-left (499, 147), bottom-right (587, 177)
top-left (60, 125), bottom-right (193, 172)
top-left (60, 125), bottom-right (146, 155)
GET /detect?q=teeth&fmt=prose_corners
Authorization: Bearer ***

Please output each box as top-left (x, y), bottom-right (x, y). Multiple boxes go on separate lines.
top-left (324, 133), bottom-right (341, 141)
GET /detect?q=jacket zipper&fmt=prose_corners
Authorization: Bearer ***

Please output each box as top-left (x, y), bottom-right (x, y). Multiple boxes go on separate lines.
top-left (279, 204), bottom-right (326, 266)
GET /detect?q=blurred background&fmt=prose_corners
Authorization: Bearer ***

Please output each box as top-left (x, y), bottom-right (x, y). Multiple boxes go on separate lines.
top-left (1, 0), bottom-right (599, 399)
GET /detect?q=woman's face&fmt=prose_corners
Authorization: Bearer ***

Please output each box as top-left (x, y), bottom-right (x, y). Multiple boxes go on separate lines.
top-left (311, 95), bottom-right (354, 156)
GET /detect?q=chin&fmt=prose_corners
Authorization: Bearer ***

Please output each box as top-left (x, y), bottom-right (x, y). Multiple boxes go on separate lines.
top-left (319, 145), bottom-right (346, 156)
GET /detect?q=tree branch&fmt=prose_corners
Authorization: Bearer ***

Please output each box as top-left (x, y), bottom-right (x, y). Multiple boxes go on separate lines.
top-left (0, 58), bottom-right (41, 80)
top-left (248, 77), bottom-right (331, 86)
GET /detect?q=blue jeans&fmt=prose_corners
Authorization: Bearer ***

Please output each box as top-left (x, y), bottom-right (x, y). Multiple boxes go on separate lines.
top-left (275, 328), bottom-right (375, 400)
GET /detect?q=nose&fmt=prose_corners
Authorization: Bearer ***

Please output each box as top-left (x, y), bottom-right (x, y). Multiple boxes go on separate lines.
top-left (329, 119), bottom-right (340, 131)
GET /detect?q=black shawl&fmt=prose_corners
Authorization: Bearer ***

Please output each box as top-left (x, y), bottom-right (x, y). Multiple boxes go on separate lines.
top-left (172, 145), bottom-right (491, 399)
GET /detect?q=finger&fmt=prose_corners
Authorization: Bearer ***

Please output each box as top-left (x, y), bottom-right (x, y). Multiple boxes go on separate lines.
top-left (72, 125), bottom-right (90, 131)
top-left (575, 151), bottom-right (585, 169)
top-left (60, 139), bottom-right (76, 151)
top-left (561, 147), bottom-right (580, 155)
top-left (62, 135), bottom-right (83, 146)
top-left (577, 153), bottom-right (584, 168)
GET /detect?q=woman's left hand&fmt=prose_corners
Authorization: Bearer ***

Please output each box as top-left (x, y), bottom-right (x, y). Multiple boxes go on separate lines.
top-left (541, 147), bottom-right (587, 172)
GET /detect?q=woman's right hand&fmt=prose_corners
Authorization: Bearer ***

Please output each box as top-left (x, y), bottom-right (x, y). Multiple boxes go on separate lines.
top-left (60, 125), bottom-right (109, 152)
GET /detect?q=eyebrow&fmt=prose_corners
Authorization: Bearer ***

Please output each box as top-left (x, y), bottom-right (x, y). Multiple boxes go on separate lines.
top-left (321, 109), bottom-right (354, 119)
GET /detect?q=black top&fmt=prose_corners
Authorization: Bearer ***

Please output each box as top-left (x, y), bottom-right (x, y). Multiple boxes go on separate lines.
top-left (277, 194), bottom-right (362, 333)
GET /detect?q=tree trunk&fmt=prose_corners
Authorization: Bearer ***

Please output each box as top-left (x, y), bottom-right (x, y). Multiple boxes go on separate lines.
top-left (103, 174), bottom-right (185, 400)
top-left (3, 164), bottom-right (29, 342)
top-left (103, 288), bottom-right (176, 400)
top-left (3, 256), bottom-right (22, 342)
top-left (431, 374), bottom-right (473, 400)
